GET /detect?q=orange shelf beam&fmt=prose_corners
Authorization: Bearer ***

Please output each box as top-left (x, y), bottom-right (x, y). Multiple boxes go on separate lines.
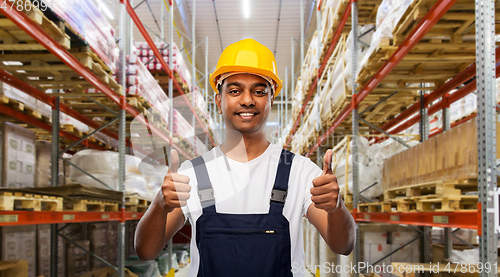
top-left (354, 210), bottom-right (479, 230)
top-left (0, 211), bottom-right (144, 226)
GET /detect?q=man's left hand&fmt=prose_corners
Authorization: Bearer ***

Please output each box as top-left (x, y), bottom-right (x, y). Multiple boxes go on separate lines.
top-left (311, 149), bottom-right (340, 214)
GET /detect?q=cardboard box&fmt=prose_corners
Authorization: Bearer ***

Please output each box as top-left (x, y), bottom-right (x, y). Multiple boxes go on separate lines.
top-left (0, 225), bottom-right (37, 277)
top-left (108, 222), bottom-right (118, 266)
top-left (35, 141), bottom-right (65, 187)
top-left (88, 223), bottom-right (109, 270)
top-left (383, 118), bottom-right (500, 190)
top-left (67, 240), bottom-right (90, 277)
top-left (0, 122), bottom-right (36, 188)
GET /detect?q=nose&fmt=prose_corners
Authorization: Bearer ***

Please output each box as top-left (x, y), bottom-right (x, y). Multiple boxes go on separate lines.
top-left (239, 89), bottom-right (255, 106)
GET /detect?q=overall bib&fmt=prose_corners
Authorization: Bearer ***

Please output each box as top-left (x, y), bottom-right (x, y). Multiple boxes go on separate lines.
top-left (191, 149), bottom-right (295, 277)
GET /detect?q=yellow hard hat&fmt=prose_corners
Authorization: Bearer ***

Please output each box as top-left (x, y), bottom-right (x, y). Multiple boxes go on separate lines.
top-left (210, 38), bottom-right (282, 97)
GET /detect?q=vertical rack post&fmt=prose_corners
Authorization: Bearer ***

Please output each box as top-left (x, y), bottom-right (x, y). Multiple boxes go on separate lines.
top-left (443, 94), bottom-right (452, 259)
top-left (118, 1), bottom-right (130, 276)
top-left (316, 6), bottom-right (321, 133)
top-left (285, 66), bottom-right (289, 130)
top-left (167, 0), bottom-right (174, 271)
top-left (161, 1), bottom-right (165, 40)
top-left (300, 0), bottom-right (304, 78)
top-left (419, 86), bottom-right (430, 272)
top-left (351, 1), bottom-right (361, 275)
top-left (50, 97), bottom-right (60, 277)
top-left (475, 0), bottom-right (498, 276)
top-left (205, 36), bottom-right (209, 146)
top-left (191, 0), bottom-right (196, 155)
top-left (291, 37), bottom-right (295, 98)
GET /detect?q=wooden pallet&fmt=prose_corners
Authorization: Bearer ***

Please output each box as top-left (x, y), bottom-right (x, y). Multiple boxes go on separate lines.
top-left (384, 179), bottom-right (478, 200)
top-left (125, 195), bottom-right (151, 212)
top-left (0, 53), bottom-right (122, 95)
top-left (360, 194), bottom-right (477, 212)
top-left (356, 0), bottom-right (498, 91)
top-left (0, 0), bottom-right (70, 50)
top-left (358, 201), bottom-right (393, 213)
top-left (68, 199), bottom-right (119, 212)
top-left (0, 191), bottom-right (63, 211)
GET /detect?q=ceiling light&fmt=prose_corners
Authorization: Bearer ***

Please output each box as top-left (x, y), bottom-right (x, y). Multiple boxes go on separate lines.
top-left (3, 61), bottom-right (22, 66)
top-left (243, 0), bottom-right (250, 19)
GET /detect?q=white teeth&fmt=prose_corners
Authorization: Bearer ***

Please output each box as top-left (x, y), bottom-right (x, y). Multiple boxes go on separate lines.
top-left (239, 113), bottom-right (254, 117)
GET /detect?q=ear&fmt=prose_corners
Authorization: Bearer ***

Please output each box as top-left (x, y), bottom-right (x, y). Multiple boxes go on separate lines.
top-left (215, 92), bottom-right (222, 114)
top-left (270, 92), bottom-right (274, 107)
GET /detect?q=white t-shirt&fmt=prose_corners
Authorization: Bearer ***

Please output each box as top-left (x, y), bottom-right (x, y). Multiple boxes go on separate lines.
top-left (178, 143), bottom-right (323, 277)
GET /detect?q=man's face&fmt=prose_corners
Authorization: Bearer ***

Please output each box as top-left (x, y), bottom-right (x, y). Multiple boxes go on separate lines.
top-left (215, 74), bottom-right (274, 134)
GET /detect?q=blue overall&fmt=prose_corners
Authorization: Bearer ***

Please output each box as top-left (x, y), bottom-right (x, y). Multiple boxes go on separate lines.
top-left (190, 149), bottom-right (295, 277)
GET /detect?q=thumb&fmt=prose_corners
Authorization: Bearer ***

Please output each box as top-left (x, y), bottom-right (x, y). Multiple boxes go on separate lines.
top-left (322, 149), bottom-right (333, 176)
top-left (168, 149), bottom-right (179, 174)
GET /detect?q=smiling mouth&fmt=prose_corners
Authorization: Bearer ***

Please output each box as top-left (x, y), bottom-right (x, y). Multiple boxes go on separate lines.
top-left (236, 112), bottom-right (259, 119)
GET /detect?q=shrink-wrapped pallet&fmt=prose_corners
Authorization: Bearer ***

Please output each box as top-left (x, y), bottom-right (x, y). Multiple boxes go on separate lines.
top-left (0, 122), bottom-right (36, 188)
top-left (358, 0), bottom-right (413, 73)
top-left (333, 137), bottom-right (416, 199)
top-left (300, 31), bottom-right (320, 93)
top-left (1, 226), bottom-right (37, 277)
top-left (319, 24), bottom-right (374, 126)
top-left (134, 41), bottom-right (192, 88)
top-left (291, 78), bottom-right (304, 123)
top-left (126, 54), bottom-right (171, 122)
top-left (383, 117), bottom-right (500, 190)
top-left (51, 0), bottom-right (118, 73)
top-left (35, 141), bottom-right (65, 187)
top-left (68, 149), bottom-right (166, 201)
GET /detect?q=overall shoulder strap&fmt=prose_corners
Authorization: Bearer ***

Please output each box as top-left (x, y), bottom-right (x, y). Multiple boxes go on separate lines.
top-left (269, 149), bottom-right (295, 215)
top-left (191, 156), bottom-right (215, 211)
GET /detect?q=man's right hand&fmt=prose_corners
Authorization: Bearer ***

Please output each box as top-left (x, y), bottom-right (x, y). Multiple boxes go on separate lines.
top-left (156, 149), bottom-right (191, 213)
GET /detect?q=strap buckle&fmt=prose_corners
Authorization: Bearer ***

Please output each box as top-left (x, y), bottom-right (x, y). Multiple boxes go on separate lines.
top-left (270, 189), bottom-right (287, 204)
top-left (198, 188), bottom-right (214, 203)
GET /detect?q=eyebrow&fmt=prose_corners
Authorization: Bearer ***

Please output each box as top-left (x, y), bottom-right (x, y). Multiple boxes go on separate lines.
top-left (225, 82), bottom-right (269, 89)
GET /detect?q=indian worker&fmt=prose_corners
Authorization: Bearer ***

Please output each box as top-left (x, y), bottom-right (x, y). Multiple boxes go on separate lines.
top-left (134, 38), bottom-right (356, 277)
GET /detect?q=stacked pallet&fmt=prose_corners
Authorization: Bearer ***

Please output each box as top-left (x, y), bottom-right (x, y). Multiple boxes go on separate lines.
top-left (357, 118), bottom-right (500, 213)
top-left (134, 41), bottom-right (192, 92)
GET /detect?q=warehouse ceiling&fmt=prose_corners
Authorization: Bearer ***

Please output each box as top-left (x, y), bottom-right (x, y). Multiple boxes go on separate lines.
top-left (109, 0), bottom-right (318, 102)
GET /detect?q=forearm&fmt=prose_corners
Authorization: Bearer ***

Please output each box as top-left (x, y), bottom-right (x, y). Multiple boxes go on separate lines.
top-left (325, 198), bottom-right (356, 255)
top-left (135, 202), bottom-right (168, 260)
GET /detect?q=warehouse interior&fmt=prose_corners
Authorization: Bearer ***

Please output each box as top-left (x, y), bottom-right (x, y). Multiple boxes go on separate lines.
top-left (0, 0), bottom-right (497, 276)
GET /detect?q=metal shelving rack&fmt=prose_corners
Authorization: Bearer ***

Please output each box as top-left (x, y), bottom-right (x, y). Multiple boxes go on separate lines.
top-left (288, 0), bottom-right (498, 275)
top-left (0, 0), bottom-right (211, 276)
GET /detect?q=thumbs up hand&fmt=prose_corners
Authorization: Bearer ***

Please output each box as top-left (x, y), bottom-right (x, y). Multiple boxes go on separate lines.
top-left (311, 149), bottom-right (340, 214)
top-left (155, 149), bottom-right (191, 214)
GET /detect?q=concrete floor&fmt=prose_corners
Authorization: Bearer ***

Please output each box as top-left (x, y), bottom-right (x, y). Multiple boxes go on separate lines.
top-left (175, 264), bottom-right (190, 277)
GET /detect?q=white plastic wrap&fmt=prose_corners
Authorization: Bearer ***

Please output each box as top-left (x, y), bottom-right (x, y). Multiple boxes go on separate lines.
top-left (126, 55), bottom-right (171, 123)
top-left (449, 248), bottom-right (479, 265)
top-left (360, 0), bottom-right (413, 73)
top-left (51, 0), bottom-right (118, 73)
top-left (345, 24), bottom-right (375, 90)
top-left (68, 150), bottom-right (163, 200)
top-left (333, 137), bottom-right (417, 199)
